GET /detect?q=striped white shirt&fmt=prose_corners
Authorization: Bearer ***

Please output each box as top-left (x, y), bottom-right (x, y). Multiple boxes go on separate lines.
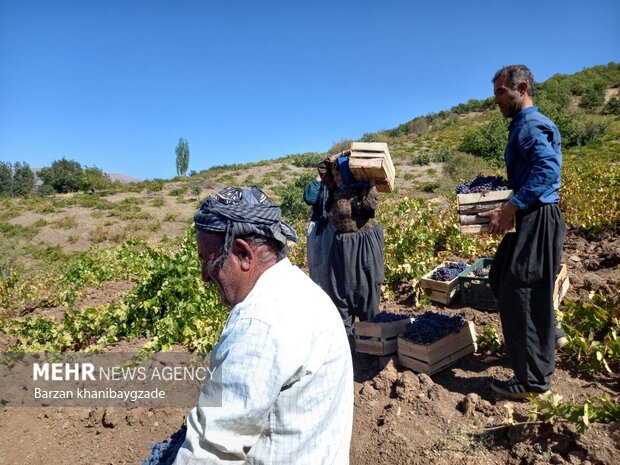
top-left (174, 258), bottom-right (353, 465)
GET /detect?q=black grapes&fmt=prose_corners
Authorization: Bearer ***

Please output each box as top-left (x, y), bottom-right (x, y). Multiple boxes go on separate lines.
top-left (473, 267), bottom-right (490, 278)
top-left (430, 262), bottom-right (468, 281)
top-left (142, 425), bottom-right (186, 465)
top-left (456, 175), bottom-right (510, 194)
top-left (403, 311), bottom-right (465, 344)
top-left (372, 312), bottom-right (411, 323)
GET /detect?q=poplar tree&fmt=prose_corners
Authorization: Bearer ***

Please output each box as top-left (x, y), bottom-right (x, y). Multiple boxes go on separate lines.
top-left (175, 138), bottom-right (190, 177)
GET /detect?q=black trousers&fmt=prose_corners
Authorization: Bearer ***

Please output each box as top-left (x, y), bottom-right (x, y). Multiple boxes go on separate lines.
top-left (489, 204), bottom-right (565, 391)
top-left (327, 224), bottom-right (385, 336)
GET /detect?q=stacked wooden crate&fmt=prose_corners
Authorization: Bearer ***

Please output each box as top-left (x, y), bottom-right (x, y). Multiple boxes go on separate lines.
top-left (348, 142), bottom-right (395, 193)
top-left (354, 317), bottom-right (413, 356)
top-left (398, 321), bottom-right (477, 375)
top-left (457, 190), bottom-right (515, 234)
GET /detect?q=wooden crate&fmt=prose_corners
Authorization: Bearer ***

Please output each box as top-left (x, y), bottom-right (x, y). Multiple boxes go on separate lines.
top-left (553, 263), bottom-right (569, 309)
top-left (457, 190), bottom-right (515, 234)
top-left (348, 142), bottom-right (395, 193)
top-left (398, 321), bottom-right (477, 375)
top-left (354, 317), bottom-right (413, 355)
top-left (419, 262), bottom-right (465, 305)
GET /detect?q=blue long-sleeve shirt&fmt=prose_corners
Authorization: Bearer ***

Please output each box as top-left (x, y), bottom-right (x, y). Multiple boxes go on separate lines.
top-left (506, 106), bottom-right (562, 210)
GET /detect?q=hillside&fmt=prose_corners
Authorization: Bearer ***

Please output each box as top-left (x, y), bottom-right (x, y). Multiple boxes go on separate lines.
top-left (0, 64), bottom-right (619, 465)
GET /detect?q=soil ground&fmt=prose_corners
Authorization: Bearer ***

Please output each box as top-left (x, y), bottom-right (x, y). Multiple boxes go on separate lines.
top-left (0, 229), bottom-right (618, 465)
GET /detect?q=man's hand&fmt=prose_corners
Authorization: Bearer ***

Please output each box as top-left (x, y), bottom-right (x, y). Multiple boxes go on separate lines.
top-left (329, 150), bottom-right (350, 164)
top-left (478, 202), bottom-right (517, 234)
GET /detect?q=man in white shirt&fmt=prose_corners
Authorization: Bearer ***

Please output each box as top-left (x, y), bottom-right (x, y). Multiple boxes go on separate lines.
top-left (173, 186), bottom-right (354, 465)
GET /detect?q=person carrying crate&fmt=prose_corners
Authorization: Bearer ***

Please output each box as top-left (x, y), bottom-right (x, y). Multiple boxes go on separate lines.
top-left (479, 65), bottom-right (566, 400)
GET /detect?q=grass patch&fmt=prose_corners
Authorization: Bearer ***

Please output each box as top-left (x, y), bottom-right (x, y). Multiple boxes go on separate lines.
top-left (150, 197), bottom-right (166, 208)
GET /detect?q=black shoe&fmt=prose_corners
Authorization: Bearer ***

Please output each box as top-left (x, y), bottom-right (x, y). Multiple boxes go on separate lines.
top-left (491, 376), bottom-right (548, 400)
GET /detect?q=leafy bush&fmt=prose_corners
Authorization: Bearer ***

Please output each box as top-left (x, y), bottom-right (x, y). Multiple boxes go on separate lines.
top-left (529, 392), bottom-right (620, 433)
top-left (411, 152), bottom-right (432, 165)
top-left (458, 112), bottom-right (508, 166)
top-left (290, 152), bottom-right (323, 168)
top-left (579, 82), bottom-right (607, 112)
top-left (558, 288), bottom-right (620, 373)
top-left (328, 139), bottom-right (353, 155)
top-left (438, 152), bottom-right (493, 198)
top-left (38, 158), bottom-right (85, 193)
top-left (80, 166), bottom-right (112, 192)
top-left (276, 173), bottom-right (315, 222)
top-left (169, 187), bottom-right (188, 197)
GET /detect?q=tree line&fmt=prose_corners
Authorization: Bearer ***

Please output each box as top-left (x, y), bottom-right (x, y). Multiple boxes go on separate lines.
top-left (0, 158), bottom-right (116, 198)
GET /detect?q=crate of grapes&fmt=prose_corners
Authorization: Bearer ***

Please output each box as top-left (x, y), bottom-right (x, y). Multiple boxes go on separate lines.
top-left (397, 312), bottom-right (477, 375)
top-left (354, 313), bottom-right (414, 356)
top-left (419, 262), bottom-right (469, 305)
top-left (458, 258), bottom-right (498, 312)
top-left (456, 176), bottom-right (515, 234)
top-left (553, 263), bottom-right (569, 309)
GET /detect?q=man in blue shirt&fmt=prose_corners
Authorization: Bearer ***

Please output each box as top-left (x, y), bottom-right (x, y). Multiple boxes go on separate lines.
top-left (480, 65), bottom-right (566, 399)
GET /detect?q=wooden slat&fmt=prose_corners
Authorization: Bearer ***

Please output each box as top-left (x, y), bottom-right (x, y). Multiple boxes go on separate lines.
top-left (457, 190), bottom-right (513, 205)
top-left (351, 141), bottom-right (389, 153)
top-left (459, 222), bottom-right (516, 234)
top-left (355, 338), bottom-right (398, 355)
top-left (459, 214), bottom-right (490, 225)
top-left (458, 201), bottom-right (507, 215)
top-left (354, 318), bottom-right (412, 339)
top-left (422, 287), bottom-right (458, 305)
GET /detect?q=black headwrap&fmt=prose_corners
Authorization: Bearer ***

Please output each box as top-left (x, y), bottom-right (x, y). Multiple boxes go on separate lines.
top-left (194, 186), bottom-right (299, 248)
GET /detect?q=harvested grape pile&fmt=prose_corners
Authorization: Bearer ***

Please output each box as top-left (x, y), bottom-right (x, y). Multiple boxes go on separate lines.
top-left (402, 311), bottom-right (465, 344)
top-left (429, 262), bottom-right (468, 281)
top-left (371, 312), bottom-right (411, 323)
top-left (456, 175), bottom-right (510, 194)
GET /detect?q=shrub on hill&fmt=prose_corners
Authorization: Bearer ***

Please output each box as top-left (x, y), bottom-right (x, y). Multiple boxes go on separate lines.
top-left (276, 173), bottom-right (315, 222)
top-left (290, 152), bottom-right (323, 168)
top-left (458, 112), bottom-right (508, 167)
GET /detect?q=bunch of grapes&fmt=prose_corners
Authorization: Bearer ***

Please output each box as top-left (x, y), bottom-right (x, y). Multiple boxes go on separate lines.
top-left (403, 311), bottom-right (465, 344)
top-left (456, 175), bottom-right (510, 194)
top-left (473, 267), bottom-right (490, 278)
top-left (430, 262), bottom-right (468, 281)
top-left (372, 312), bottom-right (411, 323)
top-left (142, 426), bottom-right (186, 465)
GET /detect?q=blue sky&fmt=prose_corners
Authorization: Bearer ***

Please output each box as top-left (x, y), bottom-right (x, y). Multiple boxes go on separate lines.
top-left (1, 0), bottom-right (618, 180)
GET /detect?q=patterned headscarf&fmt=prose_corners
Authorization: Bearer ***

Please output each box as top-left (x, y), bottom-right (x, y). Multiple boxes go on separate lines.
top-left (194, 186), bottom-right (298, 247)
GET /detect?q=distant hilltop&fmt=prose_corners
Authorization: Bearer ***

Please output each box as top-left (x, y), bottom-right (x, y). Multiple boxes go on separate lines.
top-left (31, 169), bottom-right (141, 185)
top-left (108, 173), bottom-right (141, 184)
